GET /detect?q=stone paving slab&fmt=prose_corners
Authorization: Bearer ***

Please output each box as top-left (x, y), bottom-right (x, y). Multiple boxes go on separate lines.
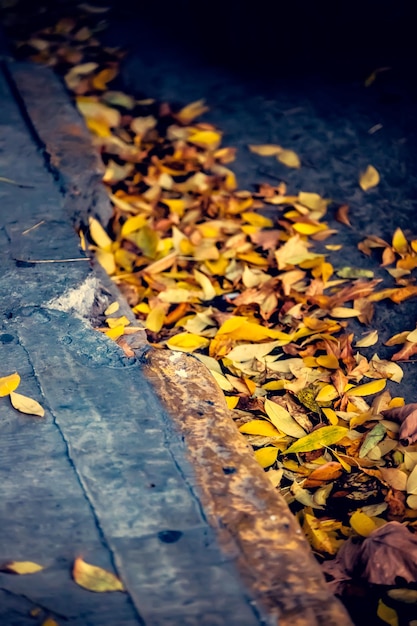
top-left (0, 62), bottom-right (263, 626)
top-left (0, 53), bottom-right (353, 626)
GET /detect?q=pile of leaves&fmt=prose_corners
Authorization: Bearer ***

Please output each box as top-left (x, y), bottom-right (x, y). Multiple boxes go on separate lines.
top-left (3, 3), bottom-right (417, 624)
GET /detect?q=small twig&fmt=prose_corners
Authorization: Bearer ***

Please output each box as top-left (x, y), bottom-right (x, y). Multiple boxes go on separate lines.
top-left (14, 258), bottom-right (90, 264)
top-left (22, 220), bottom-right (46, 235)
top-left (0, 176), bottom-right (35, 189)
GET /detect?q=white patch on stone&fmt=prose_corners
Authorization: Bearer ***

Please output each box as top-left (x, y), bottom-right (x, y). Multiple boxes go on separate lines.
top-left (169, 351), bottom-right (182, 362)
top-left (176, 369), bottom-right (188, 378)
top-left (46, 275), bottom-right (100, 318)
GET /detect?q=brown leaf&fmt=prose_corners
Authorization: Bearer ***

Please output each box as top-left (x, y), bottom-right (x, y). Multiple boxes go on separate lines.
top-left (392, 341), bottom-right (417, 362)
top-left (382, 403), bottom-right (417, 446)
top-left (335, 204), bottom-right (351, 227)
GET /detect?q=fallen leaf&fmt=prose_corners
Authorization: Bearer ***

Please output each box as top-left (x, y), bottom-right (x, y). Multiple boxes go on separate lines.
top-left (359, 165), bottom-right (380, 191)
top-left (72, 557), bottom-right (124, 592)
top-left (335, 204), bottom-right (351, 227)
top-left (277, 149), bottom-right (301, 169)
top-left (264, 398), bottom-right (307, 438)
top-left (285, 425), bottom-right (348, 454)
top-left (346, 379), bottom-right (386, 397)
top-left (239, 420), bottom-right (281, 437)
top-left (355, 330), bottom-right (379, 348)
top-left (10, 391), bottom-right (45, 417)
top-left (254, 446), bottom-right (278, 468)
top-left (0, 372), bottom-right (20, 396)
top-left (350, 510), bottom-right (378, 537)
top-left (0, 561), bottom-right (44, 574)
top-left (248, 144), bottom-right (282, 156)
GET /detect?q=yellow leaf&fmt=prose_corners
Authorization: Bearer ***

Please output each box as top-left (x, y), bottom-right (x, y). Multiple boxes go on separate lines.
top-left (166, 333), bottom-right (210, 353)
top-left (298, 192), bottom-right (327, 212)
top-left (254, 446), bottom-right (278, 468)
top-left (316, 385), bottom-right (339, 403)
top-left (350, 510), bottom-right (377, 537)
top-left (346, 379), bottom-right (386, 397)
top-left (292, 222), bottom-right (327, 235)
top-left (377, 600), bottom-right (399, 626)
top-left (76, 100), bottom-right (121, 129)
top-left (277, 149), bottom-right (301, 168)
top-left (91, 67), bottom-right (118, 90)
top-left (10, 391), bottom-right (44, 417)
top-left (285, 426), bottom-right (348, 454)
top-left (392, 227), bottom-right (408, 254)
top-left (145, 304), bottom-right (167, 333)
top-left (210, 370), bottom-right (234, 391)
top-left (121, 215), bottom-right (147, 237)
top-left (322, 407), bottom-right (339, 425)
top-left (95, 249), bottom-right (116, 275)
top-left (0, 560), bottom-right (44, 574)
top-left (193, 269), bottom-right (216, 301)
top-left (355, 330), bottom-right (379, 347)
top-left (104, 302), bottom-right (120, 316)
top-left (176, 99), bottom-right (209, 124)
top-left (303, 512), bottom-right (339, 555)
top-left (103, 326), bottom-right (125, 340)
top-left (162, 198), bottom-right (186, 217)
top-left (216, 317), bottom-right (289, 342)
top-left (72, 557), bottom-right (124, 592)
top-left (241, 212), bottom-right (273, 228)
top-left (239, 419), bottom-right (281, 437)
top-left (264, 398), bottom-right (307, 438)
top-left (407, 328), bottom-right (417, 343)
top-left (316, 354), bottom-right (339, 369)
top-left (106, 316), bottom-right (130, 329)
top-left (188, 130), bottom-right (222, 149)
top-left (248, 144), bottom-right (282, 156)
top-left (0, 372), bottom-right (20, 397)
top-left (359, 165), bottom-right (380, 191)
top-left (225, 396), bottom-right (239, 410)
top-left (85, 118), bottom-right (111, 137)
top-left (331, 307), bottom-right (361, 318)
top-left (89, 217), bottom-right (113, 251)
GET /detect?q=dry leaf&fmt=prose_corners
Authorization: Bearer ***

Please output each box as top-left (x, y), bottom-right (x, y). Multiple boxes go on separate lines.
top-left (285, 426), bottom-right (348, 454)
top-left (0, 372), bottom-right (20, 396)
top-left (72, 557), bottom-right (124, 592)
top-left (0, 561), bottom-right (44, 574)
top-left (10, 391), bottom-right (45, 417)
top-left (277, 149), bottom-right (301, 169)
top-left (359, 165), bottom-right (380, 191)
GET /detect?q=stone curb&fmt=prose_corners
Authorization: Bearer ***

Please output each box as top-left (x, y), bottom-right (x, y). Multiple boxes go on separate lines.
top-left (6, 60), bottom-right (353, 626)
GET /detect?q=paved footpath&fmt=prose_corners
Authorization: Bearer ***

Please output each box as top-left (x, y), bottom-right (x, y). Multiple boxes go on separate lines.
top-left (0, 37), bottom-right (351, 626)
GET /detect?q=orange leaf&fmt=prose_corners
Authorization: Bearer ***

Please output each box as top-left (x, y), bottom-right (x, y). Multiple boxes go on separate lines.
top-left (303, 462), bottom-right (343, 488)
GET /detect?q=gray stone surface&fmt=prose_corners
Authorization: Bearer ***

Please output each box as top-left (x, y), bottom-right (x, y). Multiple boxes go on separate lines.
top-left (0, 62), bottom-right (261, 625)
